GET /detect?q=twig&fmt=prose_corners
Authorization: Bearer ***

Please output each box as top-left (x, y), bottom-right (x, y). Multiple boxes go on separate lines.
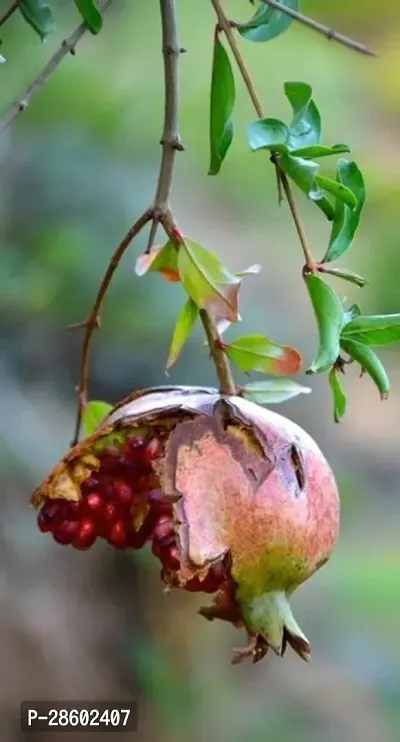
top-left (0, 0), bottom-right (114, 133)
top-left (279, 170), bottom-right (317, 273)
top-left (260, 0), bottom-right (375, 58)
top-left (212, 0), bottom-right (286, 203)
top-left (212, 0), bottom-right (263, 118)
top-left (71, 0), bottom-right (236, 443)
top-left (211, 0), bottom-right (316, 272)
top-left (157, 0), bottom-right (236, 396)
top-left (160, 212), bottom-right (237, 396)
top-left (0, 0), bottom-right (18, 28)
top-left (200, 311), bottom-right (236, 395)
top-left (145, 0), bottom-right (185, 255)
top-left (153, 0), bottom-right (184, 212)
top-left (70, 207), bottom-right (154, 445)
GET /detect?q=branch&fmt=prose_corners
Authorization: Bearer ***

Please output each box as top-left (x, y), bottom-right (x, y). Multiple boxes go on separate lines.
top-left (70, 0), bottom-right (236, 444)
top-left (0, 0), bottom-right (114, 134)
top-left (260, 0), bottom-right (375, 57)
top-left (200, 311), bottom-right (237, 395)
top-left (160, 212), bottom-right (237, 396)
top-left (0, 0), bottom-right (18, 28)
top-left (146, 0), bottom-right (185, 253)
top-left (213, 1), bottom-right (263, 118)
top-left (279, 170), bottom-right (317, 273)
top-left (156, 0), bottom-right (235, 395)
top-left (211, 0), bottom-right (316, 273)
top-left (70, 207), bottom-right (154, 445)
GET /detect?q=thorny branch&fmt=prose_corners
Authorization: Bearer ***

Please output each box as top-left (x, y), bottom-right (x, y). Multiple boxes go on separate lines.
top-left (70, 0), bottom-right (236, 444)
top-left (211, 0), bottom-right (317, 273)
top-left (0, 0), bottom-right (114, 134)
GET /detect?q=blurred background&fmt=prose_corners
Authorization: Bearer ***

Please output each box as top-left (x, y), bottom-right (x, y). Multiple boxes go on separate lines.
top-left (1, 0), bottom-right (400, 740)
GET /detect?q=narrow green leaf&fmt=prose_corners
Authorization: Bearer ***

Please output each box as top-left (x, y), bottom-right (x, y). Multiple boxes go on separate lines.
top-left (315, 174), bottom-right (358, 209)
top-left (290, 144), bottom-right (350, 159)
top-left (178, 239), bottom-right (241, 322)
top-left (225, 334), bottom-right (302, 376)
top-left (329, 369), bottom-right (347, 422)
top-left (74, 0), bottom-right (103, 34)
top-left (305, 274), bottom-right (345, 374)
top-left (247, 118), bottom-right (289, 153)
top-left (166, 299), bottom-right (198, 371)
top-left (83, 400), bottom-right (113, 436)
top-left (209, 37), bottom-right (235, 175)
top-left (242, 379), bottom-right (311, 405)
top-left (324, 160), bottom-right (366, 262)
top-left (238, 0), bottom-right (299, 43)
top-left (19, 0), bottom-right (54, 39)
top-left (279, 154), bottom-right (335, 220)
top-left (135, 242), bottom-right (179, 282)
top-left (319, 266), bottom-right (367, 288)
top-left (340, 337), bottom-right (389, 399)
top-left (341, 314), bottom-right (400, 345)
top-left (285, 81), bottom-right (321, 149)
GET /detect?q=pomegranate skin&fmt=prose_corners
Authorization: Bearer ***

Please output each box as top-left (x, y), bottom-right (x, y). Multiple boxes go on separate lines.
top-left (104, 386), bottom-right (340, 661)
top-left (31, 385), bottom-right (340, 664)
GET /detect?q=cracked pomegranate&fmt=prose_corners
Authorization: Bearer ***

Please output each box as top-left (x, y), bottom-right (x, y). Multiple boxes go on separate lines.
top-left (32, 386), bottom-right (340, 665)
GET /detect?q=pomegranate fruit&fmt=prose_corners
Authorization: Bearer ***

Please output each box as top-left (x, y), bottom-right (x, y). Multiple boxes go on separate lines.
top-left (31, 386), bottom-right (340, 664)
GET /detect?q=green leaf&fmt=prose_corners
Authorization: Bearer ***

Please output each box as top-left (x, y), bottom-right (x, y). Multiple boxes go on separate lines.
top-left (135, 242), bottom-right (179, 282)
top-left (166, 299), bottom-right (198, 371)
top-left (242, 379), bottom-right (311, 405)
top-left (341, 314), bottom-right (400, 346)
top-left (319, 267), bottom-right (367, 288)
top-left (74, 0), bottom-right (103, 34)
top-left (305, 274), bottom-right (345, 374)
top-left (315, 174), bottom-right (358, 209)
top-left (178, 239), bottom-right (241, 322)
top-left (324, 160), bottom-right (366, 262)
top-left (285, 81), bottom-right (321, 149)
top-left (247, 118), bottom-right (289, 153)
top-left (290, 144), bottom-right (350, 159)
top-left (340, 337), bottom-right (389, 399)
top-left (238, 0), bottom-right (299, 43)
top-left (225, 334), bottom-right (302, 376)
top-left (329, 369), bottom-right (347, 422)
top-left (83, 400), bottom-right (113, 436)
top-left (19, 0), bottom-right (54, 39)
top-left (209, 38), bottom-right (235, 175)
top-left (279, 154), bottom-right (335, 220)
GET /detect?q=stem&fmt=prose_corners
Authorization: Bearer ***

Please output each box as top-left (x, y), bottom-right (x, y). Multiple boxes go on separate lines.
top-left (70, 207), bottom-right (154, 445)
top-left (200, 311), bottom-right (236, 395)
top-left (0, 0), bottom-right (114, 133)
top-left (260, 0), bottom-right (375, 57)
top-left (70, 0), bottom-right (237, 443)
top-left (211, 0), bottom-right (316, 272)
top-left (157, 0), bottom-right (236, 396)
top-left (146, 0), bottom-right (185, 254)
top-left (0, 0), bottom-right (18, 28)
top-left (154, 0), bottom-right (184, 211)
top-left (211, 0), bottom-right (263, 118)
top-left (279, 170), bottom-right (317, 273)
top-left (160, 210), bottom-right (237, 396)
